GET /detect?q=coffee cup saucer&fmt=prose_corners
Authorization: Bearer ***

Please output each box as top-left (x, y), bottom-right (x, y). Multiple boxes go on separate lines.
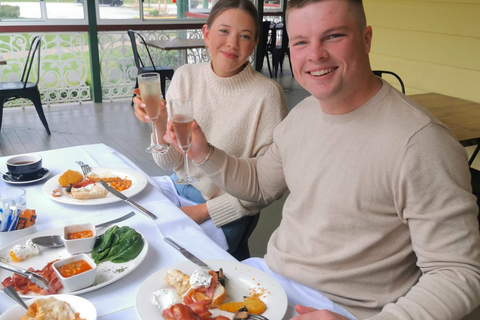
top-left (2, 168), bottom-right (50, 185)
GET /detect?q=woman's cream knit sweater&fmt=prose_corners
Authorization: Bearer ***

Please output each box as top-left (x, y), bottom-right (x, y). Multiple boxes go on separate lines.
top-left (154, 62), bottom-right (288, 226)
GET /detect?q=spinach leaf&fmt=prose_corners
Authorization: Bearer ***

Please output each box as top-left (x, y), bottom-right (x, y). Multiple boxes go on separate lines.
top-left (92, 226), bottom-right (144, 264)
top-left (92, 225), bottom-right (118, 263)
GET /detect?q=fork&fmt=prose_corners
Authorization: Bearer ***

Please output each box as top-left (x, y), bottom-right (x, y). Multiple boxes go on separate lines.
top-left (75, 161), bottom-right (91, 176)
top-left (248, 315), bottom-right (269, 320)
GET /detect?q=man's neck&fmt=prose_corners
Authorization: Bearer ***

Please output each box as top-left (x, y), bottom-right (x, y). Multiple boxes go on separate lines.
top-left (319, 74), bottom-right (383, 115)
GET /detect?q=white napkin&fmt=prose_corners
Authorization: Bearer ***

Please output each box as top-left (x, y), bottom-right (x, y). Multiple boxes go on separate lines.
top-left (243, 258), bottom-right (358, 320)
top-left (149, 175), bottom-right (228, 250)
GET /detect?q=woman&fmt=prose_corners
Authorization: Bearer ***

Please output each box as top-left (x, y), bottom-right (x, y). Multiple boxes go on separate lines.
top-left (133, 0), bottom-right (288, 259)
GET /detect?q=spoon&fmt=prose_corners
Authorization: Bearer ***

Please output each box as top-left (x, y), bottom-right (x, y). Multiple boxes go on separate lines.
top-left (1, 172), bottom-right (23, 181)
top-left (4, 286), bottom-right (28, 311)
top-left (31, 211), bottom-right (136, 248)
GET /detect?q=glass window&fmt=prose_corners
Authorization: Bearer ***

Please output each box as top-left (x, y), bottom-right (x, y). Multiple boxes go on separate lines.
top-left (0, 0), bottom-right (42, 20)
top-left (98, 0), bottom-right (139, 20)
top-left (45, 0), bottom-right (85, 20)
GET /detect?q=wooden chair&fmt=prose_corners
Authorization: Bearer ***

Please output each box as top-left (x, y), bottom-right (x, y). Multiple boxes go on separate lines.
top-left (373, 70), bottom-right (405, 94)
top-left (266, 22), bottom-right (293, 78)
top-left (0, 36), bottom-right (51, 135)
top-left (127, 30), bottom-right (174, 105)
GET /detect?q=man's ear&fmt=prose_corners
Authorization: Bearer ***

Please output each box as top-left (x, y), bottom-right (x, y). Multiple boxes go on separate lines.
top-left (364, 26), bottom-right (373, 54)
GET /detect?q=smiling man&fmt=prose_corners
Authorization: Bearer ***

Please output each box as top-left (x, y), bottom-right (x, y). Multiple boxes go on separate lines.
top-left (166, 0), bottom-right (480, 319)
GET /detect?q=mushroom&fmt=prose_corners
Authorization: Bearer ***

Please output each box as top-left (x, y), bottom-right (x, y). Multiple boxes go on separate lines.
top-left (233, 306), bottom-right (249, 320)
top-left (216, 268), bottom-right (226, 287)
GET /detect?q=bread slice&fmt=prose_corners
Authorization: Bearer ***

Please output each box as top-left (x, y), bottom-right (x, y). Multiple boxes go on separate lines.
top-left (71, 184), bottom-right (109, 200)
top-left (86, 171), bottom-right (121, 182)
top-left (206, 282), bottom-right (226, 308)
top-left (164, 269), bottom-right (191, 295)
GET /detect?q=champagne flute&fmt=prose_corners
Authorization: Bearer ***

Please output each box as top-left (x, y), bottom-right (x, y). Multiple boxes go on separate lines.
top-left (137, 73), bottom-right (169, 153)
top-left (169, 99), bottom-right (197, 184)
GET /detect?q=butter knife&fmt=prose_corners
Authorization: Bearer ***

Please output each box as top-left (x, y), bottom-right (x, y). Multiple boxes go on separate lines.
top-left (0, 262), bottom-right (52, 291)
top-left (164, 237), bottom-right (208, 267)
top-left (99, 180), bottom-right (157, 220)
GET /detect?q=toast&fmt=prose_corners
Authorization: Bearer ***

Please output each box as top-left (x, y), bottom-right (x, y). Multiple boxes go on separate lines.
top-left (71, 184), bottom-right (109, 200)
top-left (86, 171), bottom-right (121, 182)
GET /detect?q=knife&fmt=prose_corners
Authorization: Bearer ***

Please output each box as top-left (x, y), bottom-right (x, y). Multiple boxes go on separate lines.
top-left (99, 180), bottom-right (157, 220)
top-left (164, 237), bottom-right (208, 267)
top-left (0, 262), bottom-right (53, 291)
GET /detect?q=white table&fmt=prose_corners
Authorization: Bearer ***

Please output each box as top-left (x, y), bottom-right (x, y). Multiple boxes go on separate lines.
top-left (0, 144), bottom-right (297, 319)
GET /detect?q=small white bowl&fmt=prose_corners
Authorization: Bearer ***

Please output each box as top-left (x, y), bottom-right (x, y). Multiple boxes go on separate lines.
top-left (62, 223), bottom-right (96, 255)
top-left (53, 254), bottom-right (97, 293)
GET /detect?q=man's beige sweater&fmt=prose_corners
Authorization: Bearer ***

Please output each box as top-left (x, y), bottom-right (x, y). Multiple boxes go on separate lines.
top-left (154, 62), bottom-right (288, 226)
top-left (199, 81), bottom-right (480, 319)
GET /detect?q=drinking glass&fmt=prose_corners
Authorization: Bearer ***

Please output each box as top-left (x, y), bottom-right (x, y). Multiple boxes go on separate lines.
top-left (168, 99), bottom-right (197, 184)
top-left (137, 73), bottom-right (169, 153)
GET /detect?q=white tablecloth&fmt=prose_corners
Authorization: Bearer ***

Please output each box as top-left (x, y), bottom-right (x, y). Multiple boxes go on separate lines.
top-left (0, 144), bottom-right (349, 320)
top-left (0, 144), bottom-right (236, 318)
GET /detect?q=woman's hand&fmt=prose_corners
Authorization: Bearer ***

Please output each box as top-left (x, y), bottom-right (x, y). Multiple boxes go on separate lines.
top-left (291, 305), bottom-right (350, 320)
top-left (179, 203), bottom-right (210, 224)
top-left (133, 88), bottom-right (168, 123)
top-left (164, 120), bottom-right (211, 164)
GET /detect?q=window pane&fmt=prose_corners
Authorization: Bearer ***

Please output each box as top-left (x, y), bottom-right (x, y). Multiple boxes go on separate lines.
top-left (0, 1), bottom-right (41, 20)
top-left (45, 0), bottom-right (84, 19)
top-left (98, 0), bottom-right (139, 20)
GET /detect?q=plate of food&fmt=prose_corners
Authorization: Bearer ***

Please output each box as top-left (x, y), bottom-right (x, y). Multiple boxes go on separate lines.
top-left (0, 294), bottom-right (97, 320)
top-left (0, 224), bottom-right (149, 298)
top-left (135, 259), bottom-right (288, 320)
top-left (43, 167), bottom-right (148, 205)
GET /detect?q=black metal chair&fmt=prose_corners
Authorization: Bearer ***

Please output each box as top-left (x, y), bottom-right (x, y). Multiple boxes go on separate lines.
top-left (266, 22), bottom-right (293, 78)
top-left (373, 70), bottom-right (405, 94)
top-left (0, 36), bottom-right (51, 135)
top-left (127, 30), bottom-right (174, 105)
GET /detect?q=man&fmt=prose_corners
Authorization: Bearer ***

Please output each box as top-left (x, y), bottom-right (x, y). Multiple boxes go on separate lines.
top-left (165, 0), bottom-right (480, 319)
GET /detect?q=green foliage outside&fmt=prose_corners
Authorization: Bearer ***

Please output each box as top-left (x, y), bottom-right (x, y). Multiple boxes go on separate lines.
top-left (0, 5), bottom-right (20, 19)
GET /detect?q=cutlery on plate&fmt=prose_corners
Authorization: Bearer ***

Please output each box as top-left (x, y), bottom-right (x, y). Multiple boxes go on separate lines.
top-left (0, 262), bottom-right (52, 291)
top-left (163, 237), bottom-right (229, 280)
top-left (31, 211), bottom-right (136, 248)
top-left (75, 161), bottom-right (91, 176)
top-left (1, 172), bottom-right (23, 180)
top-left (99, 180), bottom-right (158, 220)
top-left (4, 286), bottom-right (28, 311)
top-left (248, 314), bottom-right (269, 320)
top-left (164, 237), bottom-right (209, 267)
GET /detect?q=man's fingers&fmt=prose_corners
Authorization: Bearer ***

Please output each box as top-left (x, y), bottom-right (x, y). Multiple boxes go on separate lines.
top-left (295, 305), bottom-right (318, 315)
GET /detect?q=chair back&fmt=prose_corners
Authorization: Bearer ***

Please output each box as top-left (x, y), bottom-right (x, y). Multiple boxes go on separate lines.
top-left (373, 70), bottom-right (405, 94)
top-left (21, 36), bottom-right (41, 89)
top-left (127, 30), bottom-right (157, 72)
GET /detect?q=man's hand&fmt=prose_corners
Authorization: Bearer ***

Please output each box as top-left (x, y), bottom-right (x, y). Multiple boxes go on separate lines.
top-left (291, 305), bottom-right (350, 320)
top-left (179, 203), bottom-right (210, 224)
top-left (133, 88), bottom-right (168, 123)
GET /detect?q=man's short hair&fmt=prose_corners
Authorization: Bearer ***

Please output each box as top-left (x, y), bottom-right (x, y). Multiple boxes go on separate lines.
top-left (286, 0), bottom-right (367, 31)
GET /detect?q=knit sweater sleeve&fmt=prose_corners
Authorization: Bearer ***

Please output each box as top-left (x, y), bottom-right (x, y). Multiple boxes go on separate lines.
top-left (368, 123), bottom-right (480, 320)
top-left (206, 78), bottom-right (288, 226)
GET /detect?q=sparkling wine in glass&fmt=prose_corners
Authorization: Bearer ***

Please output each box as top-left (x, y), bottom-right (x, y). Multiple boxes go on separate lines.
top-left (137, 73), bottom-right (169, 154)
top-left (169, 99), bottom-right (197, 184)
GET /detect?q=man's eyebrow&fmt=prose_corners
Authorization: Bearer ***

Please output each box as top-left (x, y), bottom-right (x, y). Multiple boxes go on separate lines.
top-left (289, 25), bottom-right (350, 41)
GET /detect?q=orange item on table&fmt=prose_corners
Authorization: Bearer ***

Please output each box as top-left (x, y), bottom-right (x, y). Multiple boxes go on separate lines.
top-left (16, 209), bottom-right (37, 230)
top-left (56, 260), bottom-right (93, 278)
top-left (66, 230), bottom-right (93, 239)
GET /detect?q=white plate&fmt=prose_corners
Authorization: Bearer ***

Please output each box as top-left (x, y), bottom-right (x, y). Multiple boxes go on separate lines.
top-left (42, 167), bottom-right (148, 205)
top-left (135, 259), bottom-right (288, 320)
top-left (0, 224), bottom-right (149, 298)
top-left (0, 294), bottom-right (97, 320)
